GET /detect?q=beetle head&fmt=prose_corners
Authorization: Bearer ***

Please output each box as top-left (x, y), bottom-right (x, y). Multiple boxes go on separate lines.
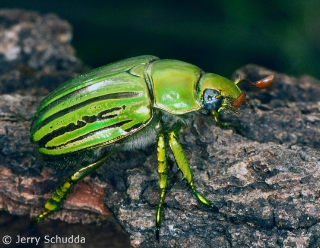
top-left (197, 73), bottom-right (273, 115)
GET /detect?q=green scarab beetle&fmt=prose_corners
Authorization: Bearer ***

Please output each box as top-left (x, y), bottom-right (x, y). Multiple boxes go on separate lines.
top-left (30, 55), bottom-right (273, 239)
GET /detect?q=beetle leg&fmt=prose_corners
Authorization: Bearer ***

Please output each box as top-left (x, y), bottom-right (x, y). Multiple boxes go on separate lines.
top-left (156, 133), bottom-right (167, 241)
top-left (30, 152), bottom-right (113, 229)
top-left (168, 128), bottom-right (217, 211)
top-left (211, 110), bottom-right (242, 134)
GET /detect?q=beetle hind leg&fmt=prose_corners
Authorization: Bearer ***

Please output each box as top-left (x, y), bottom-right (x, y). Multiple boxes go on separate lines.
top-left (168, 129), bottom-right (218, 211)
top-left (30, 152), bottom-right (112, 229)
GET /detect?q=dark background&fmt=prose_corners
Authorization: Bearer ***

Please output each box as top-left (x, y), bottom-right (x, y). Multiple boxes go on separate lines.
top-left (0, 0), bottom-right (319, 80)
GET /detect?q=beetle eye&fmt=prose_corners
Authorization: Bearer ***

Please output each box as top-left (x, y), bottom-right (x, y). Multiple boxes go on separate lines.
top-left (202, 89), bottom-right (222, 111)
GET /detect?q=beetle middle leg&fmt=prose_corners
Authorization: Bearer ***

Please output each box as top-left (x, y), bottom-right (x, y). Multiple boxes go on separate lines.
top-left (156, 133), bottom-right (168, 241)
top-left (30, 152), bottom-right (113, 228)
top-left (168, 123), bottom-right (218, 210)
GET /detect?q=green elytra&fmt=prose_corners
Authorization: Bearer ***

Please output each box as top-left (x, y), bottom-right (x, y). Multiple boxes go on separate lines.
top-left (30, 55), bottom-right (273, 240)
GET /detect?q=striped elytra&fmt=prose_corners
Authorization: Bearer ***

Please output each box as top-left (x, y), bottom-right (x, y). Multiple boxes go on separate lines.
top-left (31, 55), bottom-right (157, 156)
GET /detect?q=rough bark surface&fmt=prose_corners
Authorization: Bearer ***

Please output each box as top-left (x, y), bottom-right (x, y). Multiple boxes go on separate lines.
top-left (1, 9), bottom-right (320, 248)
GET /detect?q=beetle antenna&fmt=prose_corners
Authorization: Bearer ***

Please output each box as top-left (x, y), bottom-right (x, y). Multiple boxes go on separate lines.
top-left (237, 75), bottom-right (274, 89)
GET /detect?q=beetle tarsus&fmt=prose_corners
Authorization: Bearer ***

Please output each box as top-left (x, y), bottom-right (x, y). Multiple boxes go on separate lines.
top-left (29, 210), bottom-right (51, 233)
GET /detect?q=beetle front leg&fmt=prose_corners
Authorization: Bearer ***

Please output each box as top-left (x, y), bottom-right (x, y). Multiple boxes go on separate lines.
top-left (156, 133), bottom-right (168, 241)
top-left (30, 152), bottom-right (112, 228)
top-left (168, 129), bottom-right (217, 210)
top-left (211, 110), bottom-right (241, 134)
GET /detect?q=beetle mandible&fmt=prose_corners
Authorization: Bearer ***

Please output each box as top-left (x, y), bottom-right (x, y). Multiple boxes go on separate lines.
top-left (30, 55), bottom-right (273, 240)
